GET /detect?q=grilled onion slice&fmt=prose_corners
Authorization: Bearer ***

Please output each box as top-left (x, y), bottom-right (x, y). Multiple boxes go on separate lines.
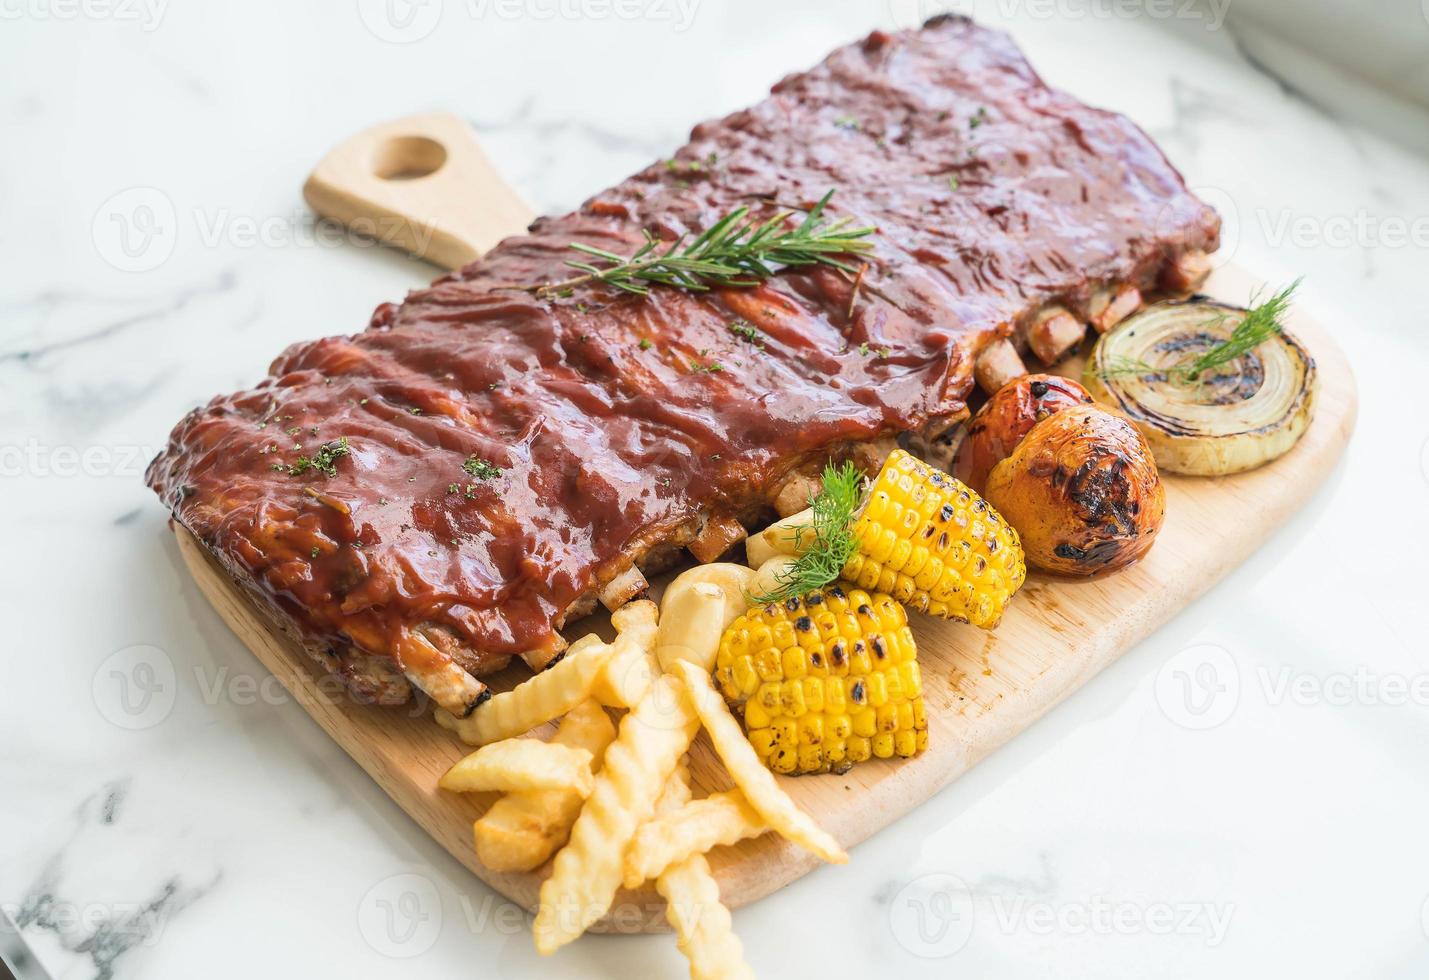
top-left (1082, 300), bottom-right (1317, 476)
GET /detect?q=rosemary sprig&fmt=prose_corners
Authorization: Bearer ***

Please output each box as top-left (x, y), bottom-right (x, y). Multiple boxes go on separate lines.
top-left (536, 191), bottom-right (874, 297)
top-left (1100, 279), bottom-right (1301, 384)
top-left (748, 461), bottom-right (864, 604)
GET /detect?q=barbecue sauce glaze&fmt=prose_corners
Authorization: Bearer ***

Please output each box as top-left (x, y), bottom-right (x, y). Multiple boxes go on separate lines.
top-left (148, 17), bottom-right (1218, 689)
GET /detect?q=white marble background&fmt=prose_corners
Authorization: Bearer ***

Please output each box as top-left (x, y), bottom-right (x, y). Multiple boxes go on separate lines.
top-left (3, 1), bottom-right (1429, 977)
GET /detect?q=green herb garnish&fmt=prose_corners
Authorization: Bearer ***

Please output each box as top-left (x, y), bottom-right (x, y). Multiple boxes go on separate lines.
top-left (282, 437), bottom-right (350, 478)
top-left (536, 191), bottom-right (873, 297)
top-left (748, 461), bottom-right (864, 604)
top-left (462, 456), bottom-right (502, 480)
top-left (727, 319), bottom-right (764, 348)
top-left (1100, 280), bottom-right (1300, 385)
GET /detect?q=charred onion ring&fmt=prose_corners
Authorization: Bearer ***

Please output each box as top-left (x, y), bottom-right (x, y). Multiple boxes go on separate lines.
top-left (1083, 300), bottom-right (1317, 476)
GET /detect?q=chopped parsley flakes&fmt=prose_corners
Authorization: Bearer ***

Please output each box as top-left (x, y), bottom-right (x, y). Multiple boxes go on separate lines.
top-left (462, 456), bottom-right (502, 480)
top-left (727, 319), bottom-right (764, 348)
top-left (277, 437), bottom-right (350, 478)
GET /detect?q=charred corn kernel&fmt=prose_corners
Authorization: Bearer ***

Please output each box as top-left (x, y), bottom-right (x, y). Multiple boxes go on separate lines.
top-left (894, 729), bottom-right (918, 757)
top-left (772, 717), bottom-right (797, 749)
top-left (753, 645), bottom-right (781, 682)
top-left (895, 701), bottom-right (914, 733)
top-left (797, 744), bottom-right (823, 772)
top-left (730, 657), bottom-right (759, 698)
top-left (901, 661), bottom-right (922, 699)
top-left (843, 449), bottom-right (1025, 628)
top-left (780, 679), bottom-right (807, 717)
top-left (749, 729), bottom-right (777, 757)
top-left (714, 586), bottom-right (929, 775)
top-left (866, 671), bottom-right (888, 708)
top-left (802, 676), bottom-right (824, 713)
top-left (852, 708), bottom-right (877, 738)
top-left (875, 704), bottom-right (898, 733)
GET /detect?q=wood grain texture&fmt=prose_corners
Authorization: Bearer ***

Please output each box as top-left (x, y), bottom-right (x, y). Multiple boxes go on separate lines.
top-left (171, 263), bottom-right (1356, 930)
top-left (167, 116), bottom-right (1358, 931)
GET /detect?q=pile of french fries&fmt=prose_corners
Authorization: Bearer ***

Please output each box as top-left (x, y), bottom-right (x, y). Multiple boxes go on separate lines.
top-left (434, 561), bottom-right (847, 978)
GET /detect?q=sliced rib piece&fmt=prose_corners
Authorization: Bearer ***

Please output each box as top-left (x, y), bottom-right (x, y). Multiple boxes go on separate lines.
top-left (1027, 307), bottom-right (1087, 364)
top-left (147, 16), bottom-right (1219, 703)
top-left (974, 339), bottom-right (1029, 395)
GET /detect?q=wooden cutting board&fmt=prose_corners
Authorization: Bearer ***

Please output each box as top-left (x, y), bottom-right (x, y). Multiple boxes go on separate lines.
top-left (173, 113), bottom-right (1357, 931)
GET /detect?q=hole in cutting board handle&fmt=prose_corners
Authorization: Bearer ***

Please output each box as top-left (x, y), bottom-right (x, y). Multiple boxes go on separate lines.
top-left (372, 135), bottom-right (448, 181)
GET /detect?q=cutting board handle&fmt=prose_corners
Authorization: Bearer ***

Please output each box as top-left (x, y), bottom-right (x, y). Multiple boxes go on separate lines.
top-left (303, 112), bottom-right (535, 271)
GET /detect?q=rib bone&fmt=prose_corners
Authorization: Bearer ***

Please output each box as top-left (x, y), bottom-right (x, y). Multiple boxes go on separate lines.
top-left (399, 631), bottom-right (489, 716)
top-left (974, 339), bottom-right (1028, 394)
top-left (599, 564), bottom-right (649, 610)
top-left (1027, 307), bottom-right (1086, 364)
top-left (1089, 285), bottom-right (1142, 333)
top-left (1161, 249), bottom-right (1212, 293)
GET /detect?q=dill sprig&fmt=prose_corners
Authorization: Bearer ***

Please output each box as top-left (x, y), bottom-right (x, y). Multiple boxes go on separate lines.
top-left (536, 191), bottom-right (874, 297)
top-left (1099, 280), bottom-right (1300, 384)
top-left (748, 461), bottom-right (865, 605)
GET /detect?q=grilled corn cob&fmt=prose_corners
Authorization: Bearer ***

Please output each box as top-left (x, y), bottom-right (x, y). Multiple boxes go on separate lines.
top-left (714, 586), bottom-right (927, 775)
top-left (843, 449), bottom-right (1025, 628)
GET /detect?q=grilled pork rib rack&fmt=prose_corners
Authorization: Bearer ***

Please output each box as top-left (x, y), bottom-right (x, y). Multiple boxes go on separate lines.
top-left (147, 16), bottom-right (1219, 715)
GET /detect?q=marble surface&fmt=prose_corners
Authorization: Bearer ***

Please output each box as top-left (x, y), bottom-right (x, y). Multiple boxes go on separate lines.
top-left (3, 2), bottom-right (1429, 977)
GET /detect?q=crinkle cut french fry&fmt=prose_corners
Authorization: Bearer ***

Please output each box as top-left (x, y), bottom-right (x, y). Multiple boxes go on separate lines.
top-left (437, 646), bottom-right (613, 745)
top-left (657, 758), bottom-right (694, 812)
top-left (655, 766), bottom-right (755, 980)
top-left (610, 597), bottom-right (661, 641)
top-left (439, 600), bottom-right (658, 745)
top-left (439, 738), bottom-right (594, 795)
top-left (473, 701), bottom-right (616, 873)
top-left (591, 599), bottom-right (662, 707)
top-left (591, 636), bottom-right (658, 709)
top-left (625, 789), bottom-right (769, 888)
top-left (533, 673), bottom-right (699, 955)
top-left (672, 661), bottom-right (847, 865)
